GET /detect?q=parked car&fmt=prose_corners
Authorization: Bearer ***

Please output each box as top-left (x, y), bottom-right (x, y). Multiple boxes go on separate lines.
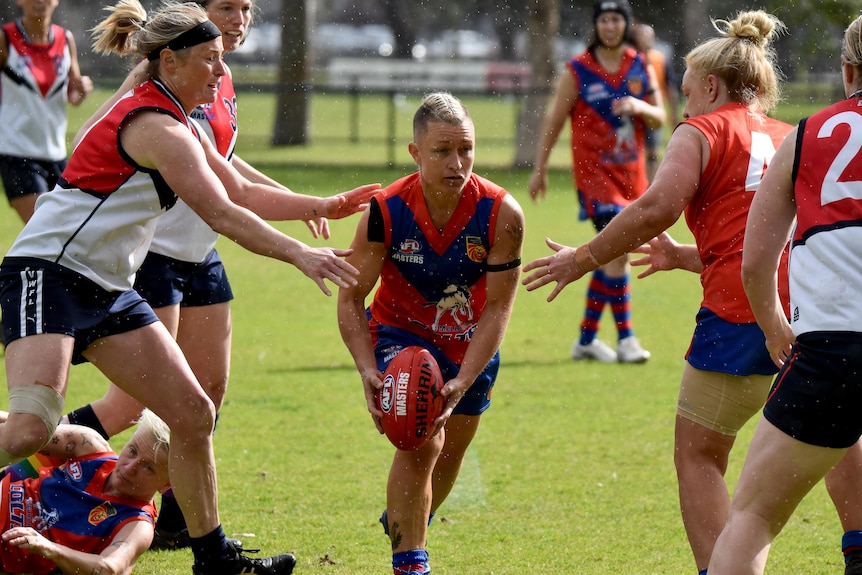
top-left (312, 23), bottom-right (394, 62)
top-left (417, 29), bottom-right (500, 60)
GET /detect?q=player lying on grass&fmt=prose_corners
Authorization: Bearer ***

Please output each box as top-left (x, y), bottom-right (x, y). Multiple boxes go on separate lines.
top-left (0, 409), bottom-right (170, 575)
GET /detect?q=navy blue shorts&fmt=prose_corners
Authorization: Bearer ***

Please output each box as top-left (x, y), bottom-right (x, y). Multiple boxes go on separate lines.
top-left (0, 258), bottom-right (159, 364)
top-left (0, 155), bottom-right (66, 200)
top-left (134, 249), bottom-right (233, 309)
top-left (372, 322), bottom-right (499, 416)
top-left (686, 308), bottom-right (778, 376)
top-left (764, 332), bottom-right (862, 449)
top-left (644, 126), bottom-right (661, 152)
top-left (576, 190), bottom-right (624, 227)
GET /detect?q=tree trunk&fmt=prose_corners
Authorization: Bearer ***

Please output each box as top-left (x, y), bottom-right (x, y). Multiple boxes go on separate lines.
top-left (271, 0), bottom-right (308, 146)
top-left (513, 0), bottom-right (558, 168)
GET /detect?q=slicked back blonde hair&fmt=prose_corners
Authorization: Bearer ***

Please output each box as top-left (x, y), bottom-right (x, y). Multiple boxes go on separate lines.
top-left (135, 408), bottom-right (171, 462)
top-left (413, 92), bottom-right (472, 137)
top-left (685, 10), bottom-right (785, 113)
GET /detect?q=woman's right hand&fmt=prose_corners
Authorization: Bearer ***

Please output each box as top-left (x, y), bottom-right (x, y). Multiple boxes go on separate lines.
top-left (527, 168), bottom-right (548, 203)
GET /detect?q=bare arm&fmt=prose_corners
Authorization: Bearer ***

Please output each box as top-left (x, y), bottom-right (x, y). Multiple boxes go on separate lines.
top-left (523, 122), bottom-right (706, 301)
top-left (337, 209), bottom-right (388, 432)
top-left (64, 31), bottom-right (93, 107)
top-left (3, 520), bottom-right (152, 575)
top-left (742, 127), bottom-right (798, 367)
top-left (122, 112), bottom-right (360, 296)
top-left (630, 231), bottom-right (704, 278)
top-left (231, 154), bottom-right (329, 239)
top-left (0, 29), bottom-right (7, 70)
top-left (206, 143), bottom-right (379, 222)
top-left (528, 71), bottom-right (577, 203)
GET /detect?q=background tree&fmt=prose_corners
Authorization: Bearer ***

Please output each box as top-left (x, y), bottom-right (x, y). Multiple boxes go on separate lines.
top-left (272, 0), bottom-right (309, 145)
top-left (513, 0), bottom-right (558, 168)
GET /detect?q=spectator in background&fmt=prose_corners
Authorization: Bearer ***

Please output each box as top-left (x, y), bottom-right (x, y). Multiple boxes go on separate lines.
top-left (631, 22), bottom-right (679, 181)
top-left (528, 0), bottom-right (664, 364)
top-left (0, 0), bottom-right (92, 223)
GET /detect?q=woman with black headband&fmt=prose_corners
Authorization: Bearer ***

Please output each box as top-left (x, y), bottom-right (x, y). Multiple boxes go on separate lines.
top-left (57, 0), bottom-right (378, 552)
top-left (0, 1), bottom-right (369, 573)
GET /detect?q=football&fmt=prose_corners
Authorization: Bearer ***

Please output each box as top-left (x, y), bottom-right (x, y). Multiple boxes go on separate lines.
top-left (377, 346), bottom-right (445, 451)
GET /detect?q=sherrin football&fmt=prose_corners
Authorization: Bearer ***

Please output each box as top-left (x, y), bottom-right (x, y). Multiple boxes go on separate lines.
top-left (377, 346), bottom-right (445, 451)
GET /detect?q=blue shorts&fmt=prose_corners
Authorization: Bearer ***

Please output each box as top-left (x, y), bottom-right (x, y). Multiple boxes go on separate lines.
top-left (577, 190), bottom-right (624, 226)
top-left (686, 308), bottom-right (778, 376)
top-left (644, 126), bottom-right (661, 152)
top-left (0, 155), bottom-right (66, 200)
top-left (764, 332), bottom-right (862, 449)
top-left (0, 258), bottom-right (159, 364)
top-left (372, 322), bottom-right (499, 416)
top-left (134, 249), bottom-right (233, 309)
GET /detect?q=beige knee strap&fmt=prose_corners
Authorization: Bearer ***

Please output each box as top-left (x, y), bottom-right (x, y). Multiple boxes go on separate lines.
top-left (9, 384), bottom-right (65, 439)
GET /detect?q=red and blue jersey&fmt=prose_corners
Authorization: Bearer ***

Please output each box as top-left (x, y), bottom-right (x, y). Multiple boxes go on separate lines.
top-left (0, 454), bottom-right (155, 575)
top-left (369, 172), bottom-right (507, 364)
top-left (568, 47), bottom-right (651, 211)
top-left (682, 103), bottom-right (792, 323)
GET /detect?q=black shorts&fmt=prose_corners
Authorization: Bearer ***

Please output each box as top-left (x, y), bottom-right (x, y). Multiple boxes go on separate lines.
top-left (0, 155), bottom-right (66, 200)
top-left (134, 249), bottom-right (233, 309)
top-left (763, 332), bottom-right (862, 448)
top-left (0, 258), bottom-right (159, 364)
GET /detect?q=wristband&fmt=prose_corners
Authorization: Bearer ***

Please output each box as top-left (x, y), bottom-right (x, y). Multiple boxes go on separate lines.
top-left (574, 243), bottom-right (600, 274)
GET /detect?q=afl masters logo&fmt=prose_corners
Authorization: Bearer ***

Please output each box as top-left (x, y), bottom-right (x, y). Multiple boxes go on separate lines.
top-left (379, 374), bottom-right (395, 413)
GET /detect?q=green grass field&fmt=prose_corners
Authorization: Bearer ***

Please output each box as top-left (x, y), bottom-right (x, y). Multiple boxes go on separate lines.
top-left (0, 89), bottom-right (847, 573)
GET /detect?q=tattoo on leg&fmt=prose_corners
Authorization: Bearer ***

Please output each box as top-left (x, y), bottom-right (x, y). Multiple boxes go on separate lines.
top-left (390, 521), bottom-right (402, 551)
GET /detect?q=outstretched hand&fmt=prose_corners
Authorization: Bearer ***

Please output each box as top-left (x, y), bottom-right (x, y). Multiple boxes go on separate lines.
top-left (527, 170), bottom-right (548, 204)
top-left (326, 183), bottom-right (381, 220)
top-left (630, 231), bottom-right (677, 279)
top-left (303, 216), bottom-right (331, 240)
top-left (295, 246), bottom-right (360, 296)
top-left (521, 237), bottom-right (585, 302)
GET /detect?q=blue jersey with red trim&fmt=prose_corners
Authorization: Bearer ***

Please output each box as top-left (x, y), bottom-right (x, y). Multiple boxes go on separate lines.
top-left (369, 172), bottom-right (506, 364)
top-left (0, 454), bottom-right (155, 575)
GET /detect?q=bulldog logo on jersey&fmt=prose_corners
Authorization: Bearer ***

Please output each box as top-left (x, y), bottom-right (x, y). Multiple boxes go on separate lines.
top-left (88, 502), bottom-right (118, 525)
top-left (465, 236), bottom-right (487, 263)
top-left (431, 284), bottom-right (473, 332)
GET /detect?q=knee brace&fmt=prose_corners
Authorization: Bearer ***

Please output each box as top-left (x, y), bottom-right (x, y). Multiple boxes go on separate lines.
top-left (9, 384), bottom-right (65, 441)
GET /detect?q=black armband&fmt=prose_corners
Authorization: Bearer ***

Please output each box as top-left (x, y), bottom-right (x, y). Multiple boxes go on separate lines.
top-left (485, 258), bottom-right (521, 272)
top-left (367, 196), bottom-right (385, 243)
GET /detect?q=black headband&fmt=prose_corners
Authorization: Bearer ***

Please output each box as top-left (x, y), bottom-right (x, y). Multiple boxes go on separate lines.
top-left (146, 20), bottom-right (221, 61)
